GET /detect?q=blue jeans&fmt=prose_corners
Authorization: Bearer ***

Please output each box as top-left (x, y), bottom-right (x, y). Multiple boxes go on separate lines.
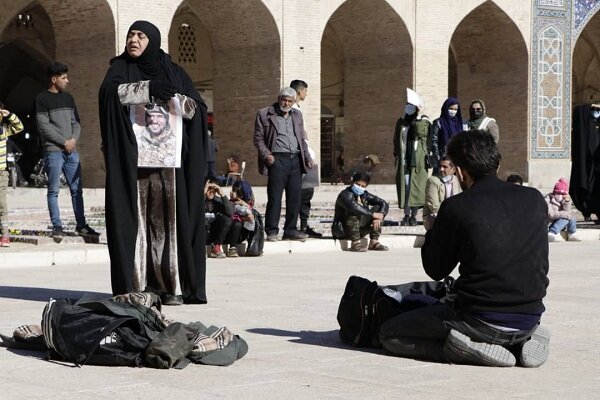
top-left (45, 151), bottom-right (86, 229)
top-left (548, 218), bottom-right (576, 234)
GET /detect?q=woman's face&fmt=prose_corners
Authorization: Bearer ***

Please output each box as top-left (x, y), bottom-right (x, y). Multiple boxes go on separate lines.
top-left (127, 30), bottom-right (149, 58)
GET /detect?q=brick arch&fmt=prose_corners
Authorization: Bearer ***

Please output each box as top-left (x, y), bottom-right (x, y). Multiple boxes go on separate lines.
top-left (169, 0), bottom-right (281, 184)
top-left (573, 10), bottom-right (600, 106)
top-left (449, 1), bottom-right (528, 180)
top-left (0, 0), bottom-right (115, 187)
top-left (321, 0), bottom-right (413, 184)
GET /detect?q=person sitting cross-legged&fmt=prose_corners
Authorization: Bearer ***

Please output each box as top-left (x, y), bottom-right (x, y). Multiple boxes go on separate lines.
top-left (332, 171), bottom-right (389, 252)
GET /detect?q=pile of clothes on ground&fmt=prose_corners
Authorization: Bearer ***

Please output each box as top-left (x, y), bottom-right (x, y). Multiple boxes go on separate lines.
top-left (0, 292), bottom-right (247, 369)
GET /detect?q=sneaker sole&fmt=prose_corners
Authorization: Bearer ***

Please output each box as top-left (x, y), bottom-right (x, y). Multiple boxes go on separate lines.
top-left (445, 330), bottom-right (516, 367)
top-left (520, 325), bottom-right (550, 368)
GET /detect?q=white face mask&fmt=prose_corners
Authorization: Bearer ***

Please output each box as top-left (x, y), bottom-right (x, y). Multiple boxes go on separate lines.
top-left (448, 109), bottom-right (458, 118)
top-left (592, 110), bottom-right (600, 119)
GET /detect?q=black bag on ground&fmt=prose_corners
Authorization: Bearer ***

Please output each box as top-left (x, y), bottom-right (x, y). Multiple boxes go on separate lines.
top-left (337, 276), bottom-right (405, 348)
top-left (337, 276), bottom-right (453, 348)
top-left (246, 209), bottom-right (264, 256)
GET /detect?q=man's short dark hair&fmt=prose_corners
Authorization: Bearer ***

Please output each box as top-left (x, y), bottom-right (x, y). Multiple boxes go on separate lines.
top-left (290, 80), bottom-right (308, 92)
top-left (352, 171), bottom-right (370, 185)
top-left (47, 62), bottom-right (69, 78)
top-left (446, 130), bottom-right (501, 180)
top-left (506, 174), bottom-right (523, 185)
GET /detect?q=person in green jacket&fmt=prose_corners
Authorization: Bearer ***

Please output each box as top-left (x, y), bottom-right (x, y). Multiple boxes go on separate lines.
top-left (393, 90), bottom-right (433, 226)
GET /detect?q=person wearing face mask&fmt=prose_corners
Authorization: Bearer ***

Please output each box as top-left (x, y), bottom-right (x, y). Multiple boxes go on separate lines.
top-left (393, 89), bottom-right (433, 227)
top-left (570, 104), bottom-right (600, 223)
top-left (99, 21), bottom-right (209, 305)
top-left (423, 156), bottom-right (462, 230)
top-left (546, 178), bottom-right (580, 242)
top-left (431, 97), bottom-right (466, 170)
top-left (332, 171), bottom-right (389, 252)
top-left (467, 99), bottom-right (499, 143)
top-left (254, 87), bottom-right (314, 242)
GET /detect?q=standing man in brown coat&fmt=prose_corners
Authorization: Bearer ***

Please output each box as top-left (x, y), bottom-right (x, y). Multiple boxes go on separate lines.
top-left (254, 87), bottom-right (313, 241)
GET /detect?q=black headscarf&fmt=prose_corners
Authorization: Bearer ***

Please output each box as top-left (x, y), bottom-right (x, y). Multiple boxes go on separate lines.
top-left (126, 21), bottom-right (163, 79)
top-left (99, 21), bottom-right (208, 303)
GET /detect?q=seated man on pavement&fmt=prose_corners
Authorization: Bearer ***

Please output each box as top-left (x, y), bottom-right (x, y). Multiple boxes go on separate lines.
top-left (379, 130), bottom-right (550, 368)
top-left (205, 181), bottom-right (233, 258)
top-left (423, 155), bottom-right (462, 230)
top-left (332, 171), bottom-right (389, 252)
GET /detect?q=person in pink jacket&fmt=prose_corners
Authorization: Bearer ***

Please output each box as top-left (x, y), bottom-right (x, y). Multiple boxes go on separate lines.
top-left (546, 178), bottom-right (580, 242)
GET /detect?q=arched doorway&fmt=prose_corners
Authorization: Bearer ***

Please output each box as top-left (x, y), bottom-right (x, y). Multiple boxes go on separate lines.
top-left (573, 10), bottom-right (600, 106)
top-left (449, 1), bottom-right (528, 179)
top-left (0, 4), bottom-right (54, 179)
top-left (321, 0), bottom-right (413, 183)
top-left (169, 0), bottom-right (281, 184)
top-left (0, 0), bottom-right (115, 187)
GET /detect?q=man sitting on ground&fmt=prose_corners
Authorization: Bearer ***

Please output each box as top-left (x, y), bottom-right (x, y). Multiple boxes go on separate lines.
top-left (332, 171), bottom-right (389, 252)
top-left (379, 130), bottom-right (550, 368)
top-left (423, 156), bottom-right (461, 230)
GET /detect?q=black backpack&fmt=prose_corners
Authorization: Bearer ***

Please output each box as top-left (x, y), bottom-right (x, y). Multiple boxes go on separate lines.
top-left (337, 276), bottom-right (453, 348)
top-left (245, 209), bottom-right (264, 256)
top-left (336, 276), bottom-right (405, 348)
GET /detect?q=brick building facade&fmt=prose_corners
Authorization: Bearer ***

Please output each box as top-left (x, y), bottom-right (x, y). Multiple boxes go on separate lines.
top-left (0, 0), bottom-right (598, 188)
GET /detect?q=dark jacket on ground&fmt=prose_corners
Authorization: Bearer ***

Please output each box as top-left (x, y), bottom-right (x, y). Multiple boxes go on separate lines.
top-left (421, 175), bottom-right (549, 315)
top-left (253, 104), bottom-right (311, 176)
top-left (333, 186), bottom-right (389, 223)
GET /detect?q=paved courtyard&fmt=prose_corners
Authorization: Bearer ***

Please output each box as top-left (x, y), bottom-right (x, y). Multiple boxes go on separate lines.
top-left (0, 239), bottom-right (599, 399)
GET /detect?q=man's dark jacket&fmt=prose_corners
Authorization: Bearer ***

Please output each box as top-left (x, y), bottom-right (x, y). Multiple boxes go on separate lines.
top-left (334, 187), bottom-right (389, 223)
top-left (253, 104), bottom-right (311, 176)
top-left (421, 175), bottom-right (549, 315)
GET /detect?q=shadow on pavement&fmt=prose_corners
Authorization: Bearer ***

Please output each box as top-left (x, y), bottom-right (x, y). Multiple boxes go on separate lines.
top-left (246, 328), bottom-right (386, 355)
top-left (0, 286), bottom-right (111, 302)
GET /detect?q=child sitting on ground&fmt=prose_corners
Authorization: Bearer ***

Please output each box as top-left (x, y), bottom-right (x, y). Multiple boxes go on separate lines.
top-left (546, 178), bottom-right (580, 242)
top-left (225, 181), bottom-right (256, 257)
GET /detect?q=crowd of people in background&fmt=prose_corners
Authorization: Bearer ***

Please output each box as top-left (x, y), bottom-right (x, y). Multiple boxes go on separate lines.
top-left (7, 17), bottom-right (600, 371)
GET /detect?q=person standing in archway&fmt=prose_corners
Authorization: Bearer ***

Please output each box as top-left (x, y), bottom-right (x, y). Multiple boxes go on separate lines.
top-left (98, 21), bottom-right (209, 305)
top-left (290, 79), bottom-right (322, 238)
top-left (393, 89), bottom-right (433, 226)
top-left (254, 87), bottom-right (314, 242)
top-left (35, 62), bottom-right (99, 240)
top-left (431, 97), bottom-right (465, 171)
top-left (570, 103), bottom-right (600, 223)
top-left (467, 99), bottom-right (499, 143)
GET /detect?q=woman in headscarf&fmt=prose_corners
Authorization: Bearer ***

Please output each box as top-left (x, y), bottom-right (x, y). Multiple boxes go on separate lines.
top-left (99, 21), bottom-right (208, 305)
top-left (431, 97), bottom-right (464, 166)
top-left (570, 103), bottom-right (600, 222)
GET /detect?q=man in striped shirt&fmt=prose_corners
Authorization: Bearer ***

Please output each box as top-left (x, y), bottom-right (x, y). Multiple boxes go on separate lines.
top-left (0, 101), bottom-right (24, 247)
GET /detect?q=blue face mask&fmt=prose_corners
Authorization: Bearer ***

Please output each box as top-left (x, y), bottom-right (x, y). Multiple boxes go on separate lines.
top-left (351, 184), bottom-right (365, 196)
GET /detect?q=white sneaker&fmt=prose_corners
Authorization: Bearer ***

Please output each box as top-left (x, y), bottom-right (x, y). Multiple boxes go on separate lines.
top-left (567, 233), bottom-right (582, 242)
top-left (548, 232), bottom-right (563, 242)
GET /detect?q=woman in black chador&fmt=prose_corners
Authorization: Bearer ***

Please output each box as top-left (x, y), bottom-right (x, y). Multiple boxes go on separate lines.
top-left (570, 104), bottom-right (600, 223)
top-left (99, 21), bottom-right (208, 304)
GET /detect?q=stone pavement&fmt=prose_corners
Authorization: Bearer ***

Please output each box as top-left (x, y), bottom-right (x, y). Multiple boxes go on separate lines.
top-left (0, 242), bottom-right (599, 399)
top-left (0, 186), bottom-right (599, 399)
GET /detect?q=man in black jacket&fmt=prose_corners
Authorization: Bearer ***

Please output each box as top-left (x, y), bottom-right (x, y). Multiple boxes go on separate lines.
top-left (379, 130), bottom-right (550, 368)
top-left (333, 171), bottom-right (389, 252)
